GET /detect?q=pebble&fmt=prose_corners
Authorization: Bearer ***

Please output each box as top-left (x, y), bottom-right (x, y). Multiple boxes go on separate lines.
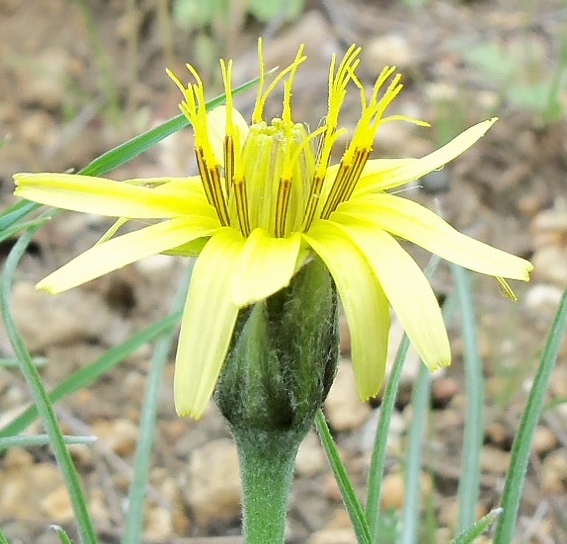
top-left (18, 48), bottom-right (69, 110)
top-left (91, 418), bottom-right (139, 457)
top-left (364, 33), bottom-right (416, 71)
top-left (549, 365), bottom-right (567, 397)
top-left (10, 282), bottom-right (127, 352)
top-left (480, 445), bottom-right (511, 475)
top-left (40, 485), bottom-right (73, 522)
top-left (183, 438), bottom-right (241, 527)
top-left (307, 527), bottom-right (356, 544)
top-left (0, 461), bottom-right (64, 520)
top-left (437, 501), bottom-right (488, 531)
top-left (531, 206), bottom-right (567, 248)
top-left (541, 449), bottom-right (567, 493)
top-left (325, 362), bottom-right (372, 431)
top-left (531, 246), bottom-right (567, 286)
top-left (431, 377), bottom-right (460, 408)
top-left (380, 470), bottom-right (433, 511)
top-left (359, 408), bottom-right (406, 455)
top-left (144, 505), bottom-right (174, 541)
top-left (524, 284), bottom-right (563, 316)
top-left (532, 426), bottom-right (558, 456)
top-left (296, 431), bottom-right (327, 477)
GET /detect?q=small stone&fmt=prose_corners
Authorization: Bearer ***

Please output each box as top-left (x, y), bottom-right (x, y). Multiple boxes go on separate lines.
top-left (9, 282), bottom-right (126, 352)
top-left (18, 48), bottom-right (69, 110)
top-left (307, 527), bottom-right (356, 544)
top-left (325, 362), bottom-right (371, 431)
top-left (485, 421), bottom-right (512, 448)
top-left (68, 443), bottom-right (95, 469)
top-left (524, 284), bottom-right (563, 315)
top-left (2, 447), bottom-right (35, 468)
top-left (296, 431), bottom-right (326, 477)
top-left (531, 207), bottom-right (567, 247)
top-left (481, 445), bottom-right (511, 475)
top-left (183, 438), bottom-right (241, 527)
top-left (541, 449), bottom-right (567, 493)
top-left (41, 485), bottom-right (73, 522)
top-left (549, 365), bottom-right (567, 397)
top-left (532, 426), bottom-right (557, 455)
top-left (144, 505), bottom-right (173, 540)
top-left (380, 472), bottom-right (405, 510)
top-left (365, 33), bottom-right (415, 71)
top-left (431, 377), bottom-right (459, 408)
top-left (380, 469), bottom-right (434, 511)
top-left (92, 418), bottom-right (139, 457)
top-left (531, 246), bottom-right (567, 286)
top-left (438, 501), bottom-right (489, 531)
top-left (359, 408), bottom-right (406, 455)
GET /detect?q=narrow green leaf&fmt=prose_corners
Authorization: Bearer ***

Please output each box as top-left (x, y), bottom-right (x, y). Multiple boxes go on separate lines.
top-left (494, 287), bottom-right (567, 543)
top-left (451, 508), bottom-right (503, 544)
top-left (50, 525), bottom-right (74, 544)
top-left (0, 434), bottom-right (96, 448)
top-left (400, 363), bottom-right (431, 544)
top-left (451, 264), bottom-right (484, 531)
top-left (0, 356), bottom-right (47, 368)
top-left (0, 200), bottom-right (41, 233)
top-left (0, 216), bottom-right (53, 245)
top-left (123, 262), bottom-right (193, 543)
top-left (365, 256), bottom-right (441, 542)
top-left (0, 526), bottom-right (10, 544)
top-left (0, 220), bottom-right (98, 544)
top-left (315, 410), bottom-right (372, 544)
top-left (0, 310), bottom-right (181, 441)
top-left (366, 334), bottom-right (411, 542)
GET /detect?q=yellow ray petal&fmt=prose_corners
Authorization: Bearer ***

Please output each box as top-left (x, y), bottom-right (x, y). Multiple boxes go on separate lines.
top-left (303, 221), bottom-right (390, 400)
top-left (337, 194), bottom-right (532, 280)
top-left (174, 227), bottom-right (243, 418)
top-left (355, 118), bottom-right (497, 193)
top-left (231, 228), bottom-right (302, 306)
top-left (14, 173), bottom-right (211, 218)
top-left (37, 216), bottom-right (220, 293)
top-left (331, 217), bottom-right (451, 371)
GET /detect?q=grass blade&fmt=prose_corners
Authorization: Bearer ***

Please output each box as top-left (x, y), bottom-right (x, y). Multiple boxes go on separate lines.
top-left (0, 435), bottom-right (97, 448)
top-left (50, 525), bottom-right (74, 544)
top-left (451, 508), bottom-right (503, 544)
top-left (315, 410), bottom-right (372, 544)
top-left (366, 333), bottom-right (411, 541)
top-left (0, 200), bottom-right (41, 233)
top-left (400, 363), bottom-right (431, 544)
top-left (122, 262), bottom-right (193, 543)
top-left (0, 221), bottom-right (99, 544)
top-left (493, 287), bottom-right (567, 543)
top-left (0, 309), bottom-right (181, 440)
top-left (365, 256), bottom-right (441, 542)
top-left (451, 264), bottom-right (484, 531)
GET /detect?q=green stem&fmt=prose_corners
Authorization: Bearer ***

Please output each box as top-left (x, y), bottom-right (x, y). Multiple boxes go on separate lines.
top-left (236, 432), bottom-right (299, 544)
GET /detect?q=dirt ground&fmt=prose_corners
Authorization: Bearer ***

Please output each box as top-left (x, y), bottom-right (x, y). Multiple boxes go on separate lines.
top-left (1, 0), bottom-right (567, 543)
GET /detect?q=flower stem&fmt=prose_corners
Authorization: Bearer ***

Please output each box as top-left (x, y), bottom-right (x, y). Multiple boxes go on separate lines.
top-left (236, 431), bottom-right (300, 544)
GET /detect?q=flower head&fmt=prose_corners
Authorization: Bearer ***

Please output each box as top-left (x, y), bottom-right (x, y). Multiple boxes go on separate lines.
top-left (14, 41), bottom-right (532, 419)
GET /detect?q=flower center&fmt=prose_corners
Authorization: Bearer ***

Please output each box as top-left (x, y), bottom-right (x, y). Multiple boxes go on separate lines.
top-left (229, 118), bottom-right (315, 238)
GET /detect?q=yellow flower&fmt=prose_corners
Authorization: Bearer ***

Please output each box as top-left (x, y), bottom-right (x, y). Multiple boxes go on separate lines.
top-left (14, 42), bottom-right (532, 419)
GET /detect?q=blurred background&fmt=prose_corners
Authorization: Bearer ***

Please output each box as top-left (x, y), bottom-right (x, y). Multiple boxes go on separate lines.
top-left (0, 0), bottom-right (566, 542)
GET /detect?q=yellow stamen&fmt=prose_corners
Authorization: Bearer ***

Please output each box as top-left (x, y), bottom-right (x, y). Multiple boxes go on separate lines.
top-left (252, 43), bottom-right (306, 124)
